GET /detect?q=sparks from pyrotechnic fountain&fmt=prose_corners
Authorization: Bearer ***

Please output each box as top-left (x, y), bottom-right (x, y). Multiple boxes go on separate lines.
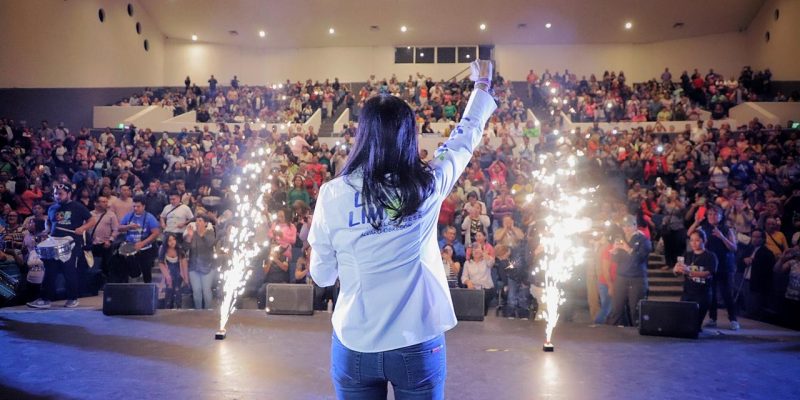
top-left (218, 146), bottom-right (275, 333)
top-left (530, 153), bottom-right (594, 348)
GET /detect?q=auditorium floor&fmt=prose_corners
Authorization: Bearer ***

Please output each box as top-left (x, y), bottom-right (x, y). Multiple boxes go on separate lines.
top-left (1, 297), bottom-right (799, 400)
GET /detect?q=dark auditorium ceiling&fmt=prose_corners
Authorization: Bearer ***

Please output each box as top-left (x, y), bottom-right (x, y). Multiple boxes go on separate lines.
top-left (138, 0), bottom-right (766, 48)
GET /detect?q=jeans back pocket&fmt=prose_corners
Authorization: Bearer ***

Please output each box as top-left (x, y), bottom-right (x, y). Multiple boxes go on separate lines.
top-left (400, 340), bottom-right (446, 389)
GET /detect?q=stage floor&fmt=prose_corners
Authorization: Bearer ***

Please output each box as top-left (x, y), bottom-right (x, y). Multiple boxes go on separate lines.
top-left (1, 296), bottom-right (799, 400)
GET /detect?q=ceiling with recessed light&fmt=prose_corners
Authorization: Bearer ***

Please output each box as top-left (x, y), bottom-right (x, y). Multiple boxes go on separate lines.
top-left (138, 0), bottom-right (765, 48)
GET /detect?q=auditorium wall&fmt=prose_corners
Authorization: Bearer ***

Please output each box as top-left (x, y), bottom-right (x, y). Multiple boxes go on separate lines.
top-left (163, 41), bottom-right (477, 86)
top-left (2, 0), bottom-right (794, 89)
top-left (164, 32), bottom-right (749, 85)
top-left (497, 32), bottom-right (748, 83)
top-left (0, 0), bottom-right (165, 88)
top-left (745, 0), bottom-right (800, 81)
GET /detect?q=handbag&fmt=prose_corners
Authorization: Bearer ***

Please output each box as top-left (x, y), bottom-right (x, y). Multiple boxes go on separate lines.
top-left (83, 211), bottom-right (107, 269)
top-left (26, 251), bottom-right (45, 284)
top-left (82, 232), bottom-right (95, 268)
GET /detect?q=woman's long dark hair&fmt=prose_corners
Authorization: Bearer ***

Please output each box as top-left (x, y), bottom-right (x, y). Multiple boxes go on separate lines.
top-left (159, 232), bottom-right (184, 261)
top-left (340, 94), bottom-right (434, 228)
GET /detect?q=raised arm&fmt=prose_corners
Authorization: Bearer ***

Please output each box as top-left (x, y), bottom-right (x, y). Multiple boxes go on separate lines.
top-left (430, 61), bottom-right (497, 196)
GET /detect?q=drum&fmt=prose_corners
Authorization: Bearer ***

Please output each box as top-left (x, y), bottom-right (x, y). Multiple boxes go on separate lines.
top-left (118, 242), bottom-right (138, 257)
top-left (202, 196), bottom-right (221, 207)
top-left (26, 251), bottom-right (45, 284)
top-left (27, 264), bottom-right (45, 284)
top-left (35, 236), bottom-right (75, 261)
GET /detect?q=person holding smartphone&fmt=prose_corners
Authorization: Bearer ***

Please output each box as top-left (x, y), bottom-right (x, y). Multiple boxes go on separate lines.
top-left (688, 204), bottom-right (739, 330)
top-left (607, 215), bottom-right (652, 326)
top-left (674, 230), bottom-right (718, 332)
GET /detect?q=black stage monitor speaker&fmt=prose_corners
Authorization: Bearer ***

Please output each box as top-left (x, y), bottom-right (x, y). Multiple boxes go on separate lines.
top-left (103, 283), bottom-right (158, 316)
top-left (266, 283), bottom-right (314, 315)
top-left (0, 268), bottom-right (20, 302)
top-left (639, 300), bottom-right (699, 339)
top-left (450, 288), bottom-right (485, 321)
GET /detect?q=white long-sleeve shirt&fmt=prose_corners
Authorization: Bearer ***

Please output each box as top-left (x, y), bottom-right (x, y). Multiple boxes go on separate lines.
top-left (309, 89), bottom-right (497, 352)
top-left (461, 258), bottom-right (494, 289)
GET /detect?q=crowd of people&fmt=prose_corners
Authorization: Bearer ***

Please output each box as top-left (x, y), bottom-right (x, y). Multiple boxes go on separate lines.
top-left (351, 72), bottom-right (528, 135)
top-left (113, 71), bottom-right (528, 136)
top-left (574, 112), bottom-right (799, 330)
top-left (1, 67), bottom-right (798, 330)
top-left (528, 65), bottom-right (797, 123)
top-left (113, 75), bottom-right (350, 124)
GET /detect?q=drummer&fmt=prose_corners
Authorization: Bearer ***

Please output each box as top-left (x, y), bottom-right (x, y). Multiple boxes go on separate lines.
top-left (27, 183), bottom-right (95, 309)
top-left (119, 196), bottom-right (161, 283)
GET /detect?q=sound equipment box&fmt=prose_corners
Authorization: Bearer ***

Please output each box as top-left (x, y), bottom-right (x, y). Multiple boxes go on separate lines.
top-left (103, 283), bottom-right (158, 316)
top-left (639, 300), bottom-right (699, 339)
top-left (450, 288), bottom-right (485, 321)
top-left (266, 283), bottom-right (314, 315)
top-left (0, 268), bottom-right (19, 303)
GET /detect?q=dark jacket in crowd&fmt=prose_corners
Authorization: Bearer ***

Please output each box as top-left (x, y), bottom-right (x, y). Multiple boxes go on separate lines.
top-left (749, 245), bottom-right (776, 294)
top-left (613, 231), bottom-right (652, 278)
top-left (700, 222), bottom-right (736, 273)
top-left (187, 229), bottom-right (216, 274)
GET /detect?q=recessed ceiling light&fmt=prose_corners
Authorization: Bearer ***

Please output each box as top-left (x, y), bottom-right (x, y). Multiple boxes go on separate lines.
top-left (400, 25), bottom-right (407, 32)
top-left (624, 21), bottom-right (633, 30)
top-left (191, 34), bottom-right (198, 41)
top-left (545, 23), bottom-right (552, 29)
top-left (479, 23), bottom-right (486, 31)
top-left (259, 30), bottom-right (266, 38)
top-left (406, 46), bottom-right (411, 49)
top-left (329, 27), bottom-right (335, 34)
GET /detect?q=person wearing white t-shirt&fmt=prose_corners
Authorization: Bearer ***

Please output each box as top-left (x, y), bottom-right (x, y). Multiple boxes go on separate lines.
top-left (691, 120), bottom-right (708, 143)
top-left (160, 192), bottom-right (194, 245)
top-left (309, 60), bottom-right (496, 399)
top-left (509, 119), bottom-right (524, 137)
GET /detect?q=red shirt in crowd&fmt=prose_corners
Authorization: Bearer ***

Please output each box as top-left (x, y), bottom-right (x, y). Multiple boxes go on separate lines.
top-left (17, 188), bottom-right (43, 217)
top-left (599, 244), bottom-right (618, 286)
top-left (306, 162), bottom-right (326, 188)
top-left (438, 196), bottom-right (458, 226)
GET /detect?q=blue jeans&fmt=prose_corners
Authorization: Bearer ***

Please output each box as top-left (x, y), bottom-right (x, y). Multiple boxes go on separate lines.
top-left (595, 283), bottom-right (612, 324)
top-left (503, 278), bottom-right (530, 318)
top-left (42, 250), bottom-right (80, 301)
top-left (189, 269), bottom-right (215, 309)
top-left (331, 333), bottom-right (446, 399)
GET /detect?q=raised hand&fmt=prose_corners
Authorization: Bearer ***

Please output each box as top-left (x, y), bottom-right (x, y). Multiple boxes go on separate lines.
top-left (469, 60), bottom-right (493, 82)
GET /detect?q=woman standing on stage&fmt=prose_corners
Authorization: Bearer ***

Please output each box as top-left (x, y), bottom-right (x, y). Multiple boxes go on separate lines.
top-left (673, 230), bottom-right (718, 332)
top-left (309, 60), bottom-right (496, 399)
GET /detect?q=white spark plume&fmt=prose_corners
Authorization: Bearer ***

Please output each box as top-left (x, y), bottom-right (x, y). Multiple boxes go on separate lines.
top-left (218, 146), bottom-right (274, 331)
top-left (532, 143), bottom-right (595, 345)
